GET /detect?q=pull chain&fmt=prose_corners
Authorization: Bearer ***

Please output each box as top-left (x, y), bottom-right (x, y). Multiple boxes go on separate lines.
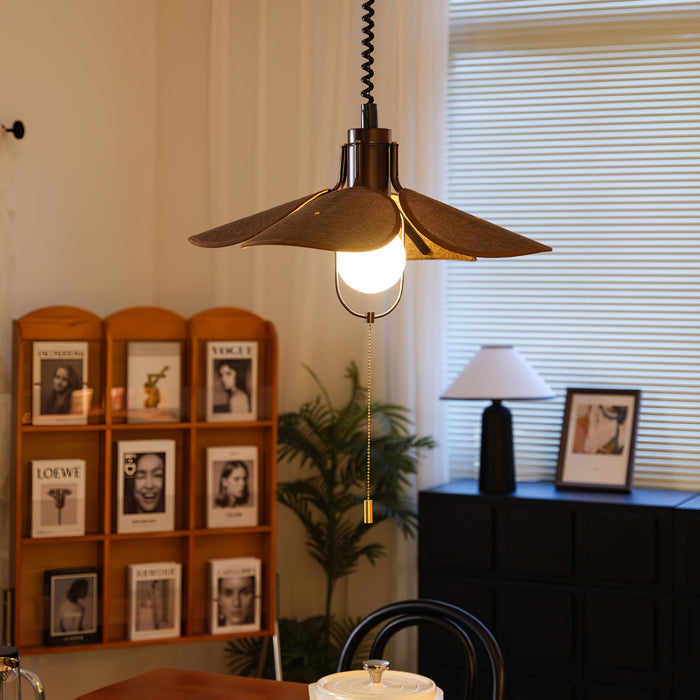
top-left (363, 312), bottom-right (375, 524)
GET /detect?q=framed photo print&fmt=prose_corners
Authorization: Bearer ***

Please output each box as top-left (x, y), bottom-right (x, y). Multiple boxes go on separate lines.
top-left (206, 446), bottom-right (258, 528)
top-left (32, 341), bottom-right (89, 425)
top-left (126, 341), bottom-right (182, 423)
top-left (555, 388), bottom-right (641, 492)
top-left (31, 459), bottom-right (86, 537)
top-left (207, 557), bottom-right (261, 634)
top-left (44, 567), bottom-right (100, 647)
top-left (127, 562), bottom-right (181, 641)
top-left (116, 439), bottom-right (175, 533)
top-left (206, 341), bottom-right (257, 422)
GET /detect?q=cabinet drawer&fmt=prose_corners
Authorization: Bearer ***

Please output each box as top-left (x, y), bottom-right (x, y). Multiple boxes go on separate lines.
top-left (583, 507), bottom-right (671, 588)
top-left (419, 493), bottom-right (493, 573)
top-left (496, 503), bottom-right (574, 577)
top-left (585, 589), bottom-right (672, 693)
top-left (675, 508), bottom-right (700, 593)
top-left (495, 583), bottom-right (580, 680)
top-left (672, 595), bottom-right (700, 699)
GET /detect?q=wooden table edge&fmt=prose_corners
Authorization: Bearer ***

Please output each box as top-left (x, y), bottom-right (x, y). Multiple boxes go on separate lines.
top-left (73, 668), bottom-right (310, 699)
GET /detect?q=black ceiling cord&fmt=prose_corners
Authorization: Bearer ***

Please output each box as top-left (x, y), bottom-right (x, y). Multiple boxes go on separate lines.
top-left (360, 0), bottom-right (378, 128)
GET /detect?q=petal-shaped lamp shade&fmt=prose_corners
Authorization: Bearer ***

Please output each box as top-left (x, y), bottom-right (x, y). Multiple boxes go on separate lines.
top-left (243, 187), bottom-right (401, 252)
top-left (398, 189), bottom-right (551, 260)
top-left (188, 191), bottom-right (328, 249)
top-left (402, 216), bottom-right (476, 261)
top-left (190, 184), bottom-right (550, 259)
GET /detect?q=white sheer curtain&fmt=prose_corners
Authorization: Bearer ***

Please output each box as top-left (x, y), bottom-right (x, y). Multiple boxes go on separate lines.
top-left (368, 0), bottom-right (450, 616)
top-left (207, 0), bottom-right (449, 650)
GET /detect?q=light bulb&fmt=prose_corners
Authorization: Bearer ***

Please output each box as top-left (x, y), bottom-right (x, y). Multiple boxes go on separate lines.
top-left (336, 235), bottom-right (406, 294)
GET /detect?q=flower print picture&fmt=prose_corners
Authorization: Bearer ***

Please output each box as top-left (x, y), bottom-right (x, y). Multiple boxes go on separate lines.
top-left (31, 459), bottom-right (86, 537)
top-left (126, 341), bottom-right (182, 423)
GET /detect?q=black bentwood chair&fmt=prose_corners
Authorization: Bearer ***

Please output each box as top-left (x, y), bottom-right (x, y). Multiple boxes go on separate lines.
top-left (337, 599), bottom-right (504, 700)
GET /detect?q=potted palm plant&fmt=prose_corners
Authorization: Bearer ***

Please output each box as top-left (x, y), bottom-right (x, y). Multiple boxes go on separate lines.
top-left (225, 361), bottom-right (435, 682)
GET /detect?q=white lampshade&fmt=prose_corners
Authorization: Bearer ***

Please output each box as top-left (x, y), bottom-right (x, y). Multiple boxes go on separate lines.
top-left (442, 345), bottom-right (555, 401)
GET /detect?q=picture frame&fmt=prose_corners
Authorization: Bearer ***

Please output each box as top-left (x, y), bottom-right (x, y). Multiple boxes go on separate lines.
top-left (206, 341), bottom-right (257, 422)
top-left (207, 557), bottom-right (261, 634)
top-left (116, 439), bottom-right (176, 533)
top-left (127, 561), bottom-right (181, 641)
top-left (126, 341), bottom-right (182, 423)
top-left (44, 567), bottom-right (100, 646)
top-left (32, 341), bottom-right (89, 426)
top-left (555, 387), bottom-right (641, 492)
top-left (31, 459), bottom-right (86, 538)
top-left (206, 446), bottom-right (258, 528)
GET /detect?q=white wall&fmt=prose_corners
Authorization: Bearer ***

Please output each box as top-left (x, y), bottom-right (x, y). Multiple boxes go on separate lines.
top-left (0, 2), bottom-right (414, 697)
top-left (1, 1), bottom-right (159, 317)
top-left (152, 0), bottom-right (215, 315)
top-left (0, 1), bottom-right (231, 696)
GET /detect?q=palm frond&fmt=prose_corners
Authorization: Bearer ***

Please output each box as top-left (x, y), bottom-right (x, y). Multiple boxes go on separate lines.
top-left (342, 361), bottom-right (367, 409)
top-left (277, 477), bottom-right (332, 515)
top-left (224, 636), bottom-right (267, 677)
top-left (302, 363), bottom-right (337, 413)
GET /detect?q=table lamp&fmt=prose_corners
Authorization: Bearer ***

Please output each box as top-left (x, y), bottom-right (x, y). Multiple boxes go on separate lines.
top-left (441, 345), bottom-right (555, 493)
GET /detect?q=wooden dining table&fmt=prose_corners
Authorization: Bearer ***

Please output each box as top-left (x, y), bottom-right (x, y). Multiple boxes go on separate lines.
top-left (74, 668), bottom-right (310, 699)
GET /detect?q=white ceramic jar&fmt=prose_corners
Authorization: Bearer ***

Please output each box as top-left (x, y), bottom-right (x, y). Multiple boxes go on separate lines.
top-left (309, 660), bottom-right (443, 700)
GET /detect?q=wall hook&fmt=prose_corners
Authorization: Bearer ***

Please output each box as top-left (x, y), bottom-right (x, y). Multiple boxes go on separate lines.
top-left (2, 121), bottom-right (25, 139)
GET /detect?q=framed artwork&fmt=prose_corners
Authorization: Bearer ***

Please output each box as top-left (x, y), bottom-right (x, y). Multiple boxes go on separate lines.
top-left (116, 439), bottom-right (175, 533)
top-left (206, 446), bottom-right (258, 528)
top-left (127, 562), bottom-right (181, 641)
top-left (32, 341), bottom-right (89, 425)
top-left (207, 557), bottom-right (261, 634)
top-left (126, 341), bottom-right (182, 423)
top-left (31, 459), bottom-right (86, 537)
top-left (206, 341), bottom-right (257, 422)
top-left (555, 388), bottom-right (641, 492)
top-left (44, 567), bottom-right (100, 646)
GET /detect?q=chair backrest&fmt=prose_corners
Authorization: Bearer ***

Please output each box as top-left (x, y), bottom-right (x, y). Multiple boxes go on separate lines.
top-left (336, 599), bottom-right (504, 700)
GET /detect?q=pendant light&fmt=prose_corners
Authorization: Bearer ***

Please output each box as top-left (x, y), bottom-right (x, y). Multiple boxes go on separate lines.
top-left (189, 1), bottom-right (551, 309)
top-left (189, 0), bottom-right (552, 523)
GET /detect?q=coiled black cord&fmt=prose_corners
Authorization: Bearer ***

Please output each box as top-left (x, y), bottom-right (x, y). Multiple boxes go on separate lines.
top-left (360, 0), bottom-right (375, 104)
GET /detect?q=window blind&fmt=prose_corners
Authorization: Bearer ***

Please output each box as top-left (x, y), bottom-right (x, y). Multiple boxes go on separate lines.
top-left (445, 0), bottom-right (700, 489)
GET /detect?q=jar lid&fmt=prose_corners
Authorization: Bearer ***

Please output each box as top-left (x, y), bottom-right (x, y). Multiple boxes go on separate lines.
top-left (313, 669), bottom-right (438, 699)
top-left (0, 646), bottom-right (19, 660)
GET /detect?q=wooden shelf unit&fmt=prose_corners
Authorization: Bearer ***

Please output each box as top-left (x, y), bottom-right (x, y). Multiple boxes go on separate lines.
top-left (10, 305), bottom-right (278, 654)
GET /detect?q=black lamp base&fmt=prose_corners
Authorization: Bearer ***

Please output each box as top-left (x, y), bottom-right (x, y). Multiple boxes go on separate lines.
top-left (479, 400), bottom-right (515, 494)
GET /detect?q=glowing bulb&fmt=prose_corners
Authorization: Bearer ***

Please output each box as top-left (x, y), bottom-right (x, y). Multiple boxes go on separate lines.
top-left (336, 235), bottom-right (406, 294)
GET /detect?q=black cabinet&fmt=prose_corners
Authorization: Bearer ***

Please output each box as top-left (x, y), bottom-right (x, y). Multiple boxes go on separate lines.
top-left (418, 480), bottom-right (699, 699)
